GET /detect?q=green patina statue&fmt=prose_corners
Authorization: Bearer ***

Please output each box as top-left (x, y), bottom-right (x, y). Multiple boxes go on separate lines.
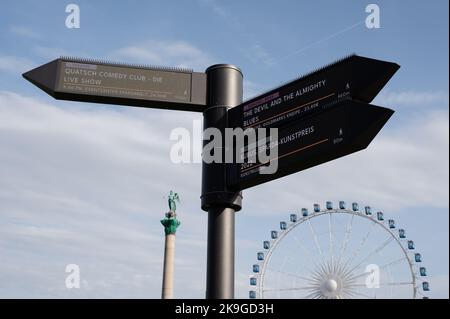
top-left (161, 191), bottom-right (181, 235)
top-left (168, 190), bottom-right (179, 213)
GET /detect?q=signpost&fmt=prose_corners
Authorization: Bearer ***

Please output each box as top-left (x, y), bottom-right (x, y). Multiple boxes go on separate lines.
top-left (228, 55), bottom-right (399, 130)
top-left (23, 54), bottom-right (399, 299)
top-left (227, 100), bottom-right (394, 190)
top-left (22, 57), bottom-right (207, 112)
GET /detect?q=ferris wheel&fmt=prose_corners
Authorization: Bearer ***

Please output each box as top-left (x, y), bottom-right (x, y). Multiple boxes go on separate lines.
top-left (249, 201), bottom-right (430, 299)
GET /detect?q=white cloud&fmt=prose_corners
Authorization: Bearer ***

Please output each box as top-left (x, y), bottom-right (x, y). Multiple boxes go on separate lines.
top-left (375, 90), bottom-right (449, 107)
top-left (9, 25), bottom-right (41, 39)
top-left (243, 109), bottom-right (449, 216)
top-left (110, 40), bottom-right (215, 71)
top-left (0, 91), bottom-right (448, 298)
top-left (0, 91), bottom-right (206, 298)
top-left (0, 55), bottom-right (34, 74)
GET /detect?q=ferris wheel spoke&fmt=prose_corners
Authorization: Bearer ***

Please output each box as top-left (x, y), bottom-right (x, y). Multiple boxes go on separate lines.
top-left (311, 266), bottom-right (327, 283)
top-left (263, 285), bottom-right (316, 292)
top-left (337, 213), bottom-right (354, 266)
top-left (346, 236), bottom-right (395, 276)
top-left (291, 235), bottom-right (324, 276)
top-left (384, 249), bottom-right (395, 299)
top-left (303, 291), bottom-right (323, 299)
top-left (346, 256), bottom-right (407, 282)
top-left (378, 256), bottom-right (407, 270)
top-left (328, 212), bottom-right (334, 268)
top-left (307, 218), bottom-right (325, 263)
top-left (292, 233), bottom-right (314, 258)
top-left (348, 281), bottom-right (414, 288)
top-left (265, 267), bottom-right (315, 283)
top-left (342, 220), bottom-right (377, 269)
top-left (291, 233), bottom-right (321, 269)
top-left (345, 288), bottom-right (373, 299)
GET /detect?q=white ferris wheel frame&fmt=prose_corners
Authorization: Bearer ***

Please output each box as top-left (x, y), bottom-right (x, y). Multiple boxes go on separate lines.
top-left (254, 206), bottom-right (428, 299)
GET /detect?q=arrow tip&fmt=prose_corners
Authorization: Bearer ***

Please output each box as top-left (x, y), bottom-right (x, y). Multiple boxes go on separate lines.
top-left (352, 56), bottom-right (401, 103)
top-left (347, 100), bottom-right (394, 150)
top-left (22, 59), bottom-right (59, 97)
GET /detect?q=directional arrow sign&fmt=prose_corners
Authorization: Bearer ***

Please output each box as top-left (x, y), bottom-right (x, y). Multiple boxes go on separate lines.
top-left (23, 57), bottom-right (207, 112)
top-left (228, 55), bottom-right (399, 130)
top-left (227, 100), bottom-right (394, 190)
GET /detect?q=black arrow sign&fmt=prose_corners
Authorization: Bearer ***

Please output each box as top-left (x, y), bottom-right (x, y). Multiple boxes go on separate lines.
top-left (23, 57), bottom-right (207, 112)
top-left (228, 55), bottom-right (399, 130)
top-left (227, 100), bottom-right (394, 190)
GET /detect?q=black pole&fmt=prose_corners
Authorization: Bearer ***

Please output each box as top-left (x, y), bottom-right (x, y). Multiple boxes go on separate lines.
top-left (202, 64), bottom-right (243, 299)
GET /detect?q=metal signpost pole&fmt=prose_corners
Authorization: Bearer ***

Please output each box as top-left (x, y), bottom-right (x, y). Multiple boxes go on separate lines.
top-left (202, 64), bottom-right (243, 299)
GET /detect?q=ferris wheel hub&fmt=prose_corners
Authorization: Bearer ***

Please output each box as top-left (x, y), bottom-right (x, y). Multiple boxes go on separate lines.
top-left (320, 278), bottom-right (339, 297)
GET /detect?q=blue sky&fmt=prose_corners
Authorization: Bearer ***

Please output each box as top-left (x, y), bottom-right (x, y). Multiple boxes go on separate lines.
top-left (0, 1), bottom-right (448, 298)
